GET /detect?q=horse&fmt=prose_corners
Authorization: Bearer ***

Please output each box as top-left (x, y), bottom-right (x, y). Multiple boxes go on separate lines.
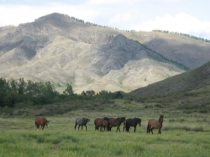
top-left (94, 118), bottom-right (103, 131)
top-left (102, 119), bottom-right (111, 131)
top-left (125, 118), bottom-right (141, 132)
top-left (35, 116), bottom-right (49, 130)
top-left (104, 117), bottom-right (125, 132)
top-left (74, 118), bottom-right (90, 131)
top-left (94, 118), bottom-right (111, 131)
top-left (147, 115), bottom-right (164, 134)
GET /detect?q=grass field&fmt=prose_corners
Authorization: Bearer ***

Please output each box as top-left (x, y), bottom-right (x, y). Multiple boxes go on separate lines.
top-left (0, 108), bottom-right (210, 157)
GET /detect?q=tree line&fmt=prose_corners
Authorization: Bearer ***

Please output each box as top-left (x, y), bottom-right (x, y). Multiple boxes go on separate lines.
top-left (153, 30), bottom-right (210, 43)
top-left (0, 78), bottom-right (123, 108)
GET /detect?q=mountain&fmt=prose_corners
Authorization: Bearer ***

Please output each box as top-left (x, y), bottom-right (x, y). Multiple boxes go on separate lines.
top-left (130, 61), bottom-right (210, 96)
top-left (0, 13), bottom-right (210, 93)
top-left (126, 31), bottom-right (210, 70)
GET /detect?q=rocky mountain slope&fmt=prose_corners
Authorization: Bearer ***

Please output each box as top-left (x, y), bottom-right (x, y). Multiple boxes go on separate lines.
top-left (0, 13), bottom-right (209, 93)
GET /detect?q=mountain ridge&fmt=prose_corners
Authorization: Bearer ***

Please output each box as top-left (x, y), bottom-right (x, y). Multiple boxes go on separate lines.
top-left (0, 13), bottom-right (209, 93)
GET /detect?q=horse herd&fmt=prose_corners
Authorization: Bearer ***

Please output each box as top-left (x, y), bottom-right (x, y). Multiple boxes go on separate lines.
top-left (35, 115), bottom-right (164, 134)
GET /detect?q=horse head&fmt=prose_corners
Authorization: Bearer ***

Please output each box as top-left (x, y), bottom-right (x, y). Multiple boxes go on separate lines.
top-left (159, 115), bottom-right (164, 124)
top-left (46, 120), bottom-right (49, 127)
top-left (44, 118), bottom-right (49, 127)
top-left (86, 118), bottom-right (90, 125)
top-left (121, 117), bottom-right (126, 124)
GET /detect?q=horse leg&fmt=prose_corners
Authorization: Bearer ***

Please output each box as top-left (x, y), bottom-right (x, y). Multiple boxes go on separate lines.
top-left (151, 128), bottom-right (154, 134)
top-left (107, 125), bottom-right (111, 131)
top-left (158, 128), bottom-right (161, 134)
top-left (78, 125), bottom-right (80, 130)
top-left (147, 124), bottom-right (150, 133)
top-left (85, 125), bottom-right (87, 131)
top-left (126, 126), bottom-right (130, 132)
top-left (134, 127), bottom-right (136, 132)
top-left (125, 123), bottom-right (129, 132)
top-left (36, 124), bottom-right (39, 130)
top-left (74, 123), bottom-right (77, 130)
top-left (116, 126), bottom-right (120, 132)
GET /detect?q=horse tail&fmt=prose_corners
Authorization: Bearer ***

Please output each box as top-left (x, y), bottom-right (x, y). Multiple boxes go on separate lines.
top-left (147, 123), bottom-right (150, 133)
top-left (74, 121), bottom-right (77, 130)
top-left (125, 121), bottom-right (129, 132)
top-left (107, 121), bottom-right (111, 131)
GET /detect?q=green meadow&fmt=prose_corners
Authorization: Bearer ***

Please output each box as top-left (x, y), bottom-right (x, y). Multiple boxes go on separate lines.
top-left (0, 108), bottom-right (210, 157)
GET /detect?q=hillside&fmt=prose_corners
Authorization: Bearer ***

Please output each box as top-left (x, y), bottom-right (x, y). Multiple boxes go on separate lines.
top-left (127, 31), bottom-right (210, 70)
top-left (130, 61), bottom-right (210, 96)
top-left (0, 13), bottom-right (210, 93)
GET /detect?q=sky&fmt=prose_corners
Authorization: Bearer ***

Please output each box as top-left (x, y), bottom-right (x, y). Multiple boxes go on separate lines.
top-left (0, 0), bottom-right (210, 40)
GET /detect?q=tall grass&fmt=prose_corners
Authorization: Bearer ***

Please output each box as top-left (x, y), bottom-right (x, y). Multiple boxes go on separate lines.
top-left (0, 116), bottom-right (210, 157)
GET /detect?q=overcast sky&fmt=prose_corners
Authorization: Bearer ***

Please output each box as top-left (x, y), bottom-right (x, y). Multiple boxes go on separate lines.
top-left (0, 0), bottom-right (210, 40)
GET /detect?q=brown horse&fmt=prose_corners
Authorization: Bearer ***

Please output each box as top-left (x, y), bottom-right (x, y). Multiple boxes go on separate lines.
top-left (147, 115), bottom-right (164, 134)
top-left (35, 117), bottom-right (49, 130)
top-left (104, 117), bottom-right (125, 132)
top-left (94, 118), bottom-right (110, 131)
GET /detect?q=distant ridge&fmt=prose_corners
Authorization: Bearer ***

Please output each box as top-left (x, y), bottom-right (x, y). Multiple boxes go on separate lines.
top-left (153, 30), bottom-right (210, 43)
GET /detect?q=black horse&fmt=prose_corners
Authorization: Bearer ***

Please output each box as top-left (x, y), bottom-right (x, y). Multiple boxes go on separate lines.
top-left (125, 118), bottom-right (141, 132)
top-left (104, 117), bottom-right (125, 132)
top-left (74, 118), bottom-right (90, 131)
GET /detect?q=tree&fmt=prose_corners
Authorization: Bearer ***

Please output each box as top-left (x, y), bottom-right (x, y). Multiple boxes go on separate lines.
top-left (63, 84), bottom-right (74, 96)
top-left (85, 90), bottom-right (95, 97)
top-left (114, 91), bottom-right (123, 99)
top-left (17, 78), bottom-right (26, 95)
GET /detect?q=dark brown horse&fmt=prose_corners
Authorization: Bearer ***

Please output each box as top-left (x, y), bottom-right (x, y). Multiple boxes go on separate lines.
top-left (35, 116), bottom-right (49, 130)
top-left (125, 118), bottom-right (141, 132)
top-left (94, 118), bottom-right (110, 131)
top-left (147, 115), bottom-right (164, 134)
top-left (104, 117), bottom-right (125, 132)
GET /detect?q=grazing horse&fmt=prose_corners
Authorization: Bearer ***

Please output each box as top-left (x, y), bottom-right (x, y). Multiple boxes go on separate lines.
top-left (147, 115), bottom-right (164, 134)
top-left (75, 118), bottom-right (90, 131)
top-left (125, 118), bottom-right (141, 132)
top-left (104, 117), bottom-right (125, 132)
top-left (94, 118), bottom-right (110, 131)
top-left (35, 116), bottom-right (49, 130)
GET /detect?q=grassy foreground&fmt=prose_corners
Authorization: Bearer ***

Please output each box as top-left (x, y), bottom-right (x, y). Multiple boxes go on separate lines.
top-left (0, 114), bottom-right (210, 157)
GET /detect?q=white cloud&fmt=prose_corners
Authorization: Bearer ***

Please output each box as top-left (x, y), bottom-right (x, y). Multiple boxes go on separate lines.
top-left (133, 13), bottom-right (210, 39)
top-left (0, 3), bottom-right (98, 26)
top-left (0, 3), bottom-right (210, 40)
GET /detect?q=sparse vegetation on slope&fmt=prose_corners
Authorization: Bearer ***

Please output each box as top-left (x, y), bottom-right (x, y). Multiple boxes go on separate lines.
top-left (130, 61), bottom-right (210, 96)
top-left (1, 13), bottom-right (210, 93)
